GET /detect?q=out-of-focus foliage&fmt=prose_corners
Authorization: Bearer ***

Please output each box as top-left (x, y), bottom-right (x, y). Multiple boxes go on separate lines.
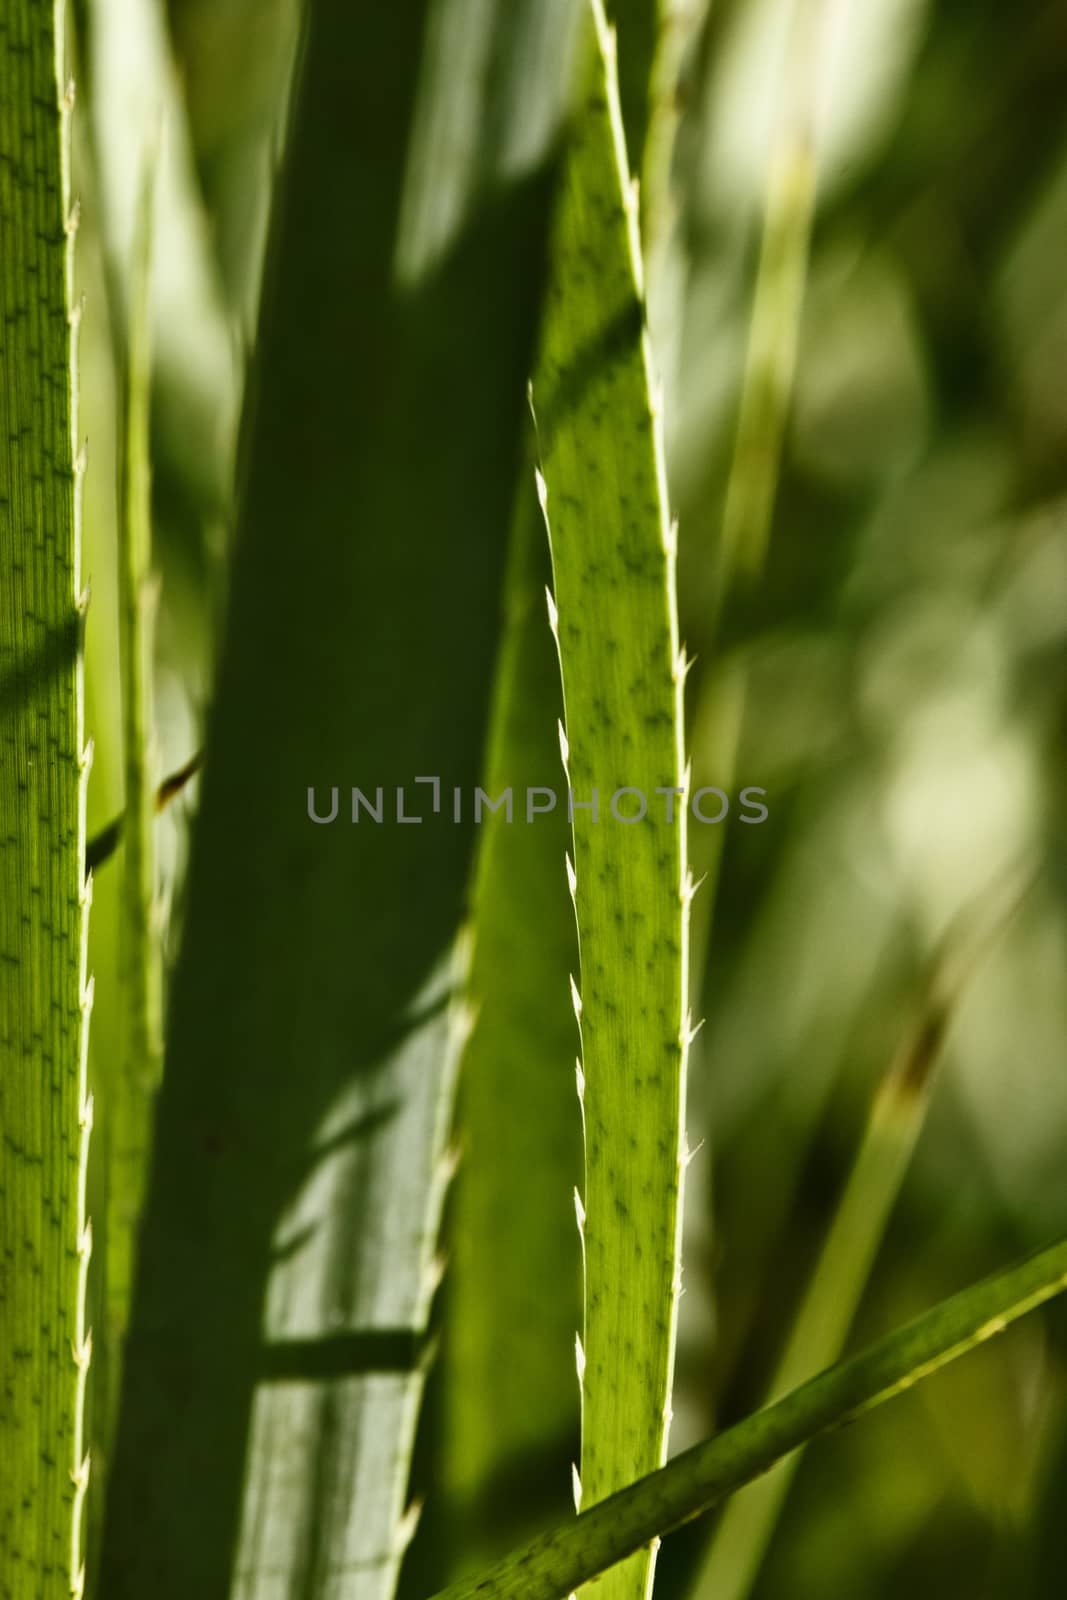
top-left (663, 3), bottom-right (1067, 1598)
top-left (23, 0), bottom-right (1067, 1596)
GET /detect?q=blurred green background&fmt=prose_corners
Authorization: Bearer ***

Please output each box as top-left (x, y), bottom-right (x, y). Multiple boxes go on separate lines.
top-left (69, 0), bottom-right (1067, 1595)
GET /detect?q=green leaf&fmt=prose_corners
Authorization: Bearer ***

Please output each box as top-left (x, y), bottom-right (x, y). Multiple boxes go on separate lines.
top-left (0, 8), bottom-right (92, 1597)
top-left (440, 464), bottom-right (582, 1573)
top-left (435, 12), bottom-right (673, 1562)
top-left (533, 5), bottom-right (689, 1598)
top-left (96, 2), bottom-right (583, 1596)
top-left (428, 1231), bottom-right (1067, 1600)
top-left (103, 160), bottom-right (162, 1444)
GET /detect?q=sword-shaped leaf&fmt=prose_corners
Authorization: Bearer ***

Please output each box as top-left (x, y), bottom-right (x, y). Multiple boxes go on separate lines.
top-left (534, 5), bottom-right (690, 1598)
top-left (97, 3), bottom-right (582, 1595)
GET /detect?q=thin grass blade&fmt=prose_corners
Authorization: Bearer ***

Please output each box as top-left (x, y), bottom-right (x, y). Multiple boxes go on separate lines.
top-left (0, 9), bottom-right (92, 1595)
top-left (102, 158), bottom-right (162, 1447)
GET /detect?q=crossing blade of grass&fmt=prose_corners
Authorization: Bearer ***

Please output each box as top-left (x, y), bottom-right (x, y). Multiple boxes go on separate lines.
top-left (440, 462), bottom-right (582, 1574)
top-left (96, 2), bottom-right (582, 1597)
top-left (0, 7), bottom-right (93, 1597)
top-left (427, 1231), bottom-right (1067, 1600)
top-left (534, 5), bottom-right (690, 1599)
top-left (692, 862), bottom-right (1033, 1600)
